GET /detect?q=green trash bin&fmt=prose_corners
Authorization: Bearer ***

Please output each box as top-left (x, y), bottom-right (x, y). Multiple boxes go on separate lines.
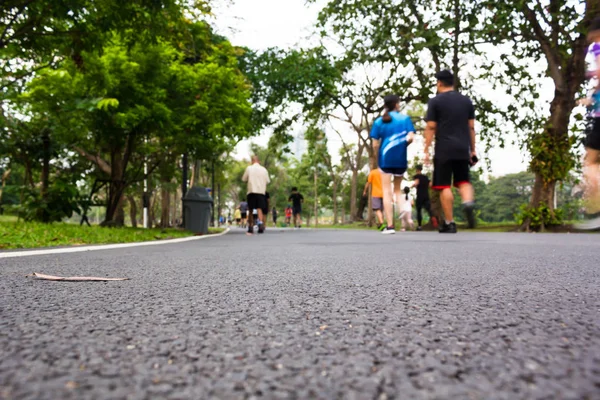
top-left (183, 187), bottom-right (213, 234)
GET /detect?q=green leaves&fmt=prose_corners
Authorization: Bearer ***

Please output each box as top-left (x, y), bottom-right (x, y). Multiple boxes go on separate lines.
top-left (96, 98), bottom-right (119, 111)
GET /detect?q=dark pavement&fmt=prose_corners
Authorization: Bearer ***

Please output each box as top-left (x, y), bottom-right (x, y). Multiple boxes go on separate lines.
top-left (1, 228), bottom-right (599, 399)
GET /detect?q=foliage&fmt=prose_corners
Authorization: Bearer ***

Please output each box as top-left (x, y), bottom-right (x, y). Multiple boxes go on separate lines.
top-left (20, 178), bottom-right (80, 222)
top-left (516, 203), bottom-right (564, 231)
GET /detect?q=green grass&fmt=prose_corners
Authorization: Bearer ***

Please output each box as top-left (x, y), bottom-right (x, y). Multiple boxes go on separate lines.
top-left (0, 220), bottom-right (224, 250)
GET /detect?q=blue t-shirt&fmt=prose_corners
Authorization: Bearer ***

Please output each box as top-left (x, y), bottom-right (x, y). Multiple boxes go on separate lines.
top-left (370, 111), bottom-right (415, 169)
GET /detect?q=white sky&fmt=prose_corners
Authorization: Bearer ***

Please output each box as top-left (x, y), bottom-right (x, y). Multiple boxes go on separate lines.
top-left (211, 0), bottom-right (533, 178)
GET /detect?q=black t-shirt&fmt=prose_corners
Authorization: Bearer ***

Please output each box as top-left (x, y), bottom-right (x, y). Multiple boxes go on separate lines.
top-left (413, 174), bottom-right (430, 200)
top-left (425, 91), bottom-right (475, 161)
top-left (289, 193), bottom-right (303, 208)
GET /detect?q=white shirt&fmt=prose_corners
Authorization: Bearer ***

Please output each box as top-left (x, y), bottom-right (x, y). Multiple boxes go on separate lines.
top-left (242, 163), bottom-right (270, 195)
top-left (401, 194), bottom-right (413, 213)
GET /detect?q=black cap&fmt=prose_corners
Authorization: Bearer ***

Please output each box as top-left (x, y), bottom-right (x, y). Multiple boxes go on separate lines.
top-left (435, 69), bottom-right (453, 81)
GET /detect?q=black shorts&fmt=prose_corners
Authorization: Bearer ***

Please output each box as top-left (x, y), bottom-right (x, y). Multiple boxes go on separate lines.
top-left (293, 206), bottom-right (302, 216)
top-left (247, 193), bottom-right (267, 212)
top-left (586, 118), bottom-right (600, 150)
top-left (380, 167), bottom-right (407, 176)
top-left (241, 212), bottom-right (247, 219)
top-left (432, 159), bottom-right (470, 190)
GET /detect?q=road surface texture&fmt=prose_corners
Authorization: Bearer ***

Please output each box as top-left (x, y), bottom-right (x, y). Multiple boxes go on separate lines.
top-left (1, 228), bottom-right (599, 400)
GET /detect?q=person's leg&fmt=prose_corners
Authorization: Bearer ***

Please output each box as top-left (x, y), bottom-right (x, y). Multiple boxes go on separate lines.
top-left (246, 213), bottom-right (254, 234)
top-left (416, 201), bottom-right (423, 227)
top-left (381, 171), bottom-right (394, 228)
top-left (440, 188), bottom-right (454, 222)
top-left (393, 176), bottom-right (403, 217)
top-left (376, 209), bottom-right (384, 225)
top-left (454, 160), bottom-right (475, 228)
top-left (584, 148), bottom-right (600, 212)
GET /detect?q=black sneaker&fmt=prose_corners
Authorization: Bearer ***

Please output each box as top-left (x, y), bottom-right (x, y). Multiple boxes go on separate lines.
top-left (416, 226), bottom-right (423, 232)
top-left (439, 221), bottom-right (457, 234)
top-left (464, 203), bottom-right (476, 229)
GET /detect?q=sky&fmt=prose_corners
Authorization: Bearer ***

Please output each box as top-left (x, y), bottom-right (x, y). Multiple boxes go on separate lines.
top-left (210, 0), bottom-right (532, 178)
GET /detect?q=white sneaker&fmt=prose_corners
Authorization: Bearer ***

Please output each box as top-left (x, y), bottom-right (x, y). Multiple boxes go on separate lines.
top-left (381, 227), bottom-right (396, 235)
top-left (575, 216), bottom-right (600, 230)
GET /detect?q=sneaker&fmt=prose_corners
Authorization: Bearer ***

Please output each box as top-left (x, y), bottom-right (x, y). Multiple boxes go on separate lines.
top-left (575, 216), bottom-right (600, 230)
top-left (416, 226), bottom-right (423, 232)
top-left (439, 221), bottom-right (457, 234)
top-left (463, 203), bottom-right (476, 229)
top-left (378, 223), bottom-right (386, 231)
top-left (381, 226), bottom-right (396, 235)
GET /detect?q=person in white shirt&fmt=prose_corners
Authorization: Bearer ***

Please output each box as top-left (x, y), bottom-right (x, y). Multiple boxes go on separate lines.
top-left (399, 186), bottom-right (414, 232)
top-left (242, 155), bottom-right (270, 235)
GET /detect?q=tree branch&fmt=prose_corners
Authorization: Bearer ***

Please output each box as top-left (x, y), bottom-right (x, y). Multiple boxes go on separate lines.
top-left (73, 146), bottom-right (112, 175)
top-left (522, 3), bottom-right (565, 90)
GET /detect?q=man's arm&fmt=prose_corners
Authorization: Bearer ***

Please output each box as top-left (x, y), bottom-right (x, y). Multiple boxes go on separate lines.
top-left (469, 119), bottom-right (476, 156)
top-left (424, 121), bottom-right (436, 165)
top-left (412, 178), bottom-right (420, 188)
top-left (363, 181), bottom-right (371, 196)
top-left (242, 167), bottom-right (249, 182)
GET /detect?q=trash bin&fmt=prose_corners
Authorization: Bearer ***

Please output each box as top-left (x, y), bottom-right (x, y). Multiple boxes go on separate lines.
top-left (182, 186), bottom-right (213, 234)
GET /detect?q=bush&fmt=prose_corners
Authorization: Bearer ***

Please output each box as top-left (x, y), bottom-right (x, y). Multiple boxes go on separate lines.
top-left (515, 203), bottom-right (563, 231)
top-left (21, 180), bottom-right (80, 222)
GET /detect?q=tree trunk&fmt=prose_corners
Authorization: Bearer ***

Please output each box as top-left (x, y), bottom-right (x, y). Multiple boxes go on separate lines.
top-left (332, 179), bottom-right (338, 225)
top-left (350, 167), bottom-right (358, 221)
top-left (40, 129), bottom-right (51, 222)
top-left (104, 151), bottom-right (127, 225)
top-left (0, 169), bottom-right (10, 204)
top-left (160, 183), bottom-right (170, 228)
top-left (314, 168), bottom-right (318, 228)
top-left (127, 195), bottom-right (138, 228)
top-left (524, 89), bottom-right (575, 230)
top-left (452, 0), bottom-right (461, 90)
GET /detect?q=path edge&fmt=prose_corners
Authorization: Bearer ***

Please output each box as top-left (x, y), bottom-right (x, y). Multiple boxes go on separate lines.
top-left (0, 228), bottom-right (230, 259)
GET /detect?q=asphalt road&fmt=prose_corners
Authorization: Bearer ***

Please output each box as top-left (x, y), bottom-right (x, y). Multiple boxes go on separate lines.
top-left (1, 228), bottom-right (599, 400)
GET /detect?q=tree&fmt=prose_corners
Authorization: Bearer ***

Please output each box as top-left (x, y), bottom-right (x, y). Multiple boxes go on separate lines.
top-left (0, 0), bottom-right (198, 93)
top-left (480, 0), bottom-right (600, 230)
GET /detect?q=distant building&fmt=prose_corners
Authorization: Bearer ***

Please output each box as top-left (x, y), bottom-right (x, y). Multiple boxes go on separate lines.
top-left (291, 132), bottom-right (306, 160)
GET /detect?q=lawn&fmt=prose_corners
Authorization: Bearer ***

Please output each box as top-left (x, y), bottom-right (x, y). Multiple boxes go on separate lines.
top-left (0, 217), bottom-right (224, 250)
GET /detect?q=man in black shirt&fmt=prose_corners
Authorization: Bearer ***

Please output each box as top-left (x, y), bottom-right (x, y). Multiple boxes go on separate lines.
top-left (412, 165), bottom-right (437, 231)
top-left (288, 187), bottom-right (304, 228)
top-left (424, 70), bottom-right (476, 233)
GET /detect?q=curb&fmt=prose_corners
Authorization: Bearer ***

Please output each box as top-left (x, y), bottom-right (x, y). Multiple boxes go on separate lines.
top-left (0, 228), bottom-right (230, 259)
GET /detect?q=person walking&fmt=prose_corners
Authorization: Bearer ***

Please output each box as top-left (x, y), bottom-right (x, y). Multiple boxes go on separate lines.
top-left (263, 192), bottom-right (271, 228)
top-left (288, 187), bottom-right (304, 228)
top-left (370, 94), bottom-right (415, 234)
top-left (242, 156), bottom-right (270, 235)
top-left (362, 167), bottom-right (385, 230)
top-left (424, 70), bottom-right (477, 233)
top-left (285, 205), bottom-right (293, 227)
top-left (577, 17), bottom-right (600, 230)
top-left (272, 206), bottom-right (278, 226)
top-left (239, 199), bottom-right (248, 228)
top-left (399, 186), bottom-right (414, 232)
top-left (411, 164), bottom-right (437, 231)
top-left (234, 206), bottom-right (241, 227)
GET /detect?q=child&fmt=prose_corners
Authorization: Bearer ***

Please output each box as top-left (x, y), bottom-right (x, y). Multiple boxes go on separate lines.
top-left (399, 186), bottom-right (414, 232)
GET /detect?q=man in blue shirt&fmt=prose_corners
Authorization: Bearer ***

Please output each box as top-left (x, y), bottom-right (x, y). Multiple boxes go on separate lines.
top-left (370, 94), bottom-right (415, 234)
